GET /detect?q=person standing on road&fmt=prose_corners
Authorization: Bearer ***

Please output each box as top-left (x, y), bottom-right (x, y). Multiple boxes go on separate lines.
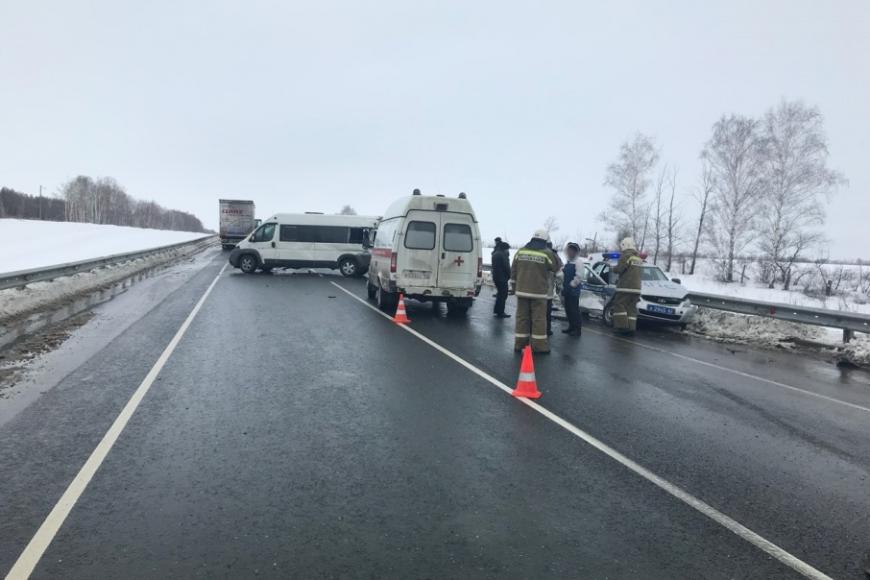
top-left (510, 230), bottom-right (561, 353)
top-left (491, 241), bottom-right (512, 318)
top-left (561, 242), bottom-right (584, 336)
top-left (545, 241), bottom-right (562, 336)
top-left (611, 237), bottom-right (643, 334)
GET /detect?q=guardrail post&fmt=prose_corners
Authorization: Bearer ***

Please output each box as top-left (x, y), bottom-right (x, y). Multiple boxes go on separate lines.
top-left (843, 329), bottom-right (854, 344)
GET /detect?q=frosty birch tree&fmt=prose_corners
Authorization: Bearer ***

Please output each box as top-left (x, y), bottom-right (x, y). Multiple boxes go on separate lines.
top-left (757, 100), bottom-right (844, 289)
top-left (689, 161), bottom-right (714, 275)
top-left (664, 167), bottom-right (680, 272)
top-left (702, 115), bottom-right (767, 282)
top-left (602, 133), bottom-right (659, 247)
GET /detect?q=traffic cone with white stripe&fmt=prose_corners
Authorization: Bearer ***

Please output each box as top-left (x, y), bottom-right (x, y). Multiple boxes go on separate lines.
top-left (393, 294), bottom-right (411, 324)
top-left (512, 346), bottom-right (541, 399)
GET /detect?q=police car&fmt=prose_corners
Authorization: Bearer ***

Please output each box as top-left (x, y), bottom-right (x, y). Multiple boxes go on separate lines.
top-left (579, 252), bottom-right (697, 328)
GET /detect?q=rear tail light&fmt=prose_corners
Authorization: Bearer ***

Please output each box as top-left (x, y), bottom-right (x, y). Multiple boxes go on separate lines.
top-left (390, 252), bottom-right (397, 273)
top-left (477, 257), bottom-right (483, 277)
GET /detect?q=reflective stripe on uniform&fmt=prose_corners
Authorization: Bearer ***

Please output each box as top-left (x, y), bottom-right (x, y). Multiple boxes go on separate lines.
top-left (515, 249), bottom-right (553, 265)
top-left (613, 312), bottom-right (628, 318)
top-left (515, 291), bottom-right (550, 299)
top-left (531, 334), bottom-right (549, 339)
top-left (514, 333), bottom-right (530, 338)
top-left (518, 372), bottom-right (536, 382)
top-left (615, 288), bottom-right (641, 294)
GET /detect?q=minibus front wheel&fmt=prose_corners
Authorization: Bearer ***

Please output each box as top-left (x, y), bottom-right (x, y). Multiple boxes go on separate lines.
top-left (239, 254), bottom-right (259, 274)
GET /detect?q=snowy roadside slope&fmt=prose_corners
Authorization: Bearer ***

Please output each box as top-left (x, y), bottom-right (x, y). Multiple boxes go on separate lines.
top-left (0, 219), bottom-right (207, 274)
top-left (677, 272), bottom-right (870, 315)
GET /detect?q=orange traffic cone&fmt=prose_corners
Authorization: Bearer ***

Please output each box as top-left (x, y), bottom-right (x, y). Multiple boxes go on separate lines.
top-left (512, 346), bottom-right (541, 399)
top-left (393, 294), bottom-right (411, 324)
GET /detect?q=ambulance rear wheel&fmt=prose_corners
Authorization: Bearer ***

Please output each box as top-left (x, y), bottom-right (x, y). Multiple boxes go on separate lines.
top-left (377, 286), bottom-right (397, 312)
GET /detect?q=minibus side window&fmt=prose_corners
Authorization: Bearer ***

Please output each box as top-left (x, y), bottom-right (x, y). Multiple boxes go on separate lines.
top-left (404, 221), bottom-right (436, 250)
top-left (316, 226), bottom-right (350, 244)
top-left (280, 225), bottom-right (298, 242)
top-left (443, 223), bottom-right (472, 252)
top-left (349, 228), bottom-right (365, 244)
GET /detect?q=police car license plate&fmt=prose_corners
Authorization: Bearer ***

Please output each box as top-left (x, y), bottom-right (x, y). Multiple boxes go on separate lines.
top-left (647, 304), bottom-right (675, 315)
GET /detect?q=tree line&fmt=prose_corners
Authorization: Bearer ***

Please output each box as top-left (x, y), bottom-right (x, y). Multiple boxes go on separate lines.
top-left (600, 99), bottom-right (846, 289)
top-left (0, 176), bottom-right (207, 233)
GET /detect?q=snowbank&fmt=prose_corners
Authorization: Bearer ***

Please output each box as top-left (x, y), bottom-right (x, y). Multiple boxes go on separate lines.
top-left (0, 219), bottom-right (206, 274)
top-left (686, 309), bottom-right (870, 367)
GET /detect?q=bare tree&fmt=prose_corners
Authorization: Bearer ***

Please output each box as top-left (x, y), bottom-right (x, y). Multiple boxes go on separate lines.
top-left (650, 166), bottom-right (667, 264)
top-left (703, 114), bottom-right (767, 282)
top-left (757, 100), bottom-right (845, 290)
top-left (664, 166), bottom-right (681, 272)
top-left (602, 133), bottom-right (659, 247)
top-left (542, 216), bottom-right (559, 236)
top-left (689, 161), bottom-right (714, 275)
top-left (338, 205), bottom-right (357, 215)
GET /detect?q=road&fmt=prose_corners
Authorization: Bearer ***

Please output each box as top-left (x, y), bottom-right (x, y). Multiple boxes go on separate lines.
top-left (1, 249), bottom-right (869, 579)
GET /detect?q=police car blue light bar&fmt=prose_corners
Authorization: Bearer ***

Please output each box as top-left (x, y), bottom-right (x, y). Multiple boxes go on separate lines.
top-left (603, 251), bottom-right (621, 260)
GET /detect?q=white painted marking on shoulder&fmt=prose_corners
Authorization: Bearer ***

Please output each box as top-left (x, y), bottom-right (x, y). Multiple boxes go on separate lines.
top-left (5, 263), bottom-right (229, 580)
top-left (330, 281), bottom-right (834, 580)
top-left (584, 327), bottom-right (870, 414)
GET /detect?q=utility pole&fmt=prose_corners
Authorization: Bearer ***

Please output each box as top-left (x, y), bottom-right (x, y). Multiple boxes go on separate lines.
top-left (39, 185), bottom-right (44, 220)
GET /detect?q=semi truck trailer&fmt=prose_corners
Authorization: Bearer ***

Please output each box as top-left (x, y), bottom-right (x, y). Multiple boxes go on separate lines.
top-left (219, 199), bottom-right (256, 250)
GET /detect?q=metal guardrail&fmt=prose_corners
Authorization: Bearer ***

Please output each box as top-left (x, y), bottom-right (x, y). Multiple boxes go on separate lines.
top-left (687, 291), bottom-right (869, 342)
top-left (0, 235), bottom-right (217, 291)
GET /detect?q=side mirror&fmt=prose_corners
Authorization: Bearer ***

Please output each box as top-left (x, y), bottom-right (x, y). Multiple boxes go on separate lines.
top-left (671, 278), bottom-right (682, 284)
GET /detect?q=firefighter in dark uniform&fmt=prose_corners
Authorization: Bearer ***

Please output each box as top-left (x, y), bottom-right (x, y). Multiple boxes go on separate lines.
top-left (611, 237), bottom-right (643, 333)
top-left (510, 230), bottom-right (561, 353)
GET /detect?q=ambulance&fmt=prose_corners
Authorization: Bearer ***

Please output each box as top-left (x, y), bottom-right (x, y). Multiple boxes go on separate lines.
top-left (366, 190), bottom-right (483, 314)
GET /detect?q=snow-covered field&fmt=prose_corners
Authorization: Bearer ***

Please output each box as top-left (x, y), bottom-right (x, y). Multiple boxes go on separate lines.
top-left (670, 261), bottom-right (870, 316)
top-left (0, 219), bottom-right (207, 274)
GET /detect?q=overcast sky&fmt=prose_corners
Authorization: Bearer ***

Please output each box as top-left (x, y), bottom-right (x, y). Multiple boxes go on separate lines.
top-left (2, 0), bottom-right (868, 259)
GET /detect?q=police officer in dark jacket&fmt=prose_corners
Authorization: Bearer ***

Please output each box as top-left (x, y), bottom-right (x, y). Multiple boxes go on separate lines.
top-left (491, 241), bottom-right (511, 318)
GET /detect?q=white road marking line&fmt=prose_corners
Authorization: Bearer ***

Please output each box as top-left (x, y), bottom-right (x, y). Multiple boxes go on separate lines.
top-left (5, 263), bottom-right (228, 580)
top-left (584, 327), bottom-right (870, 414)
top-left (330, 281), bottom-right (834, 580)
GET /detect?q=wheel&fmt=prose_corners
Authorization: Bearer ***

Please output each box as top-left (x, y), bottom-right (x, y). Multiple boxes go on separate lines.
top-left (367, 280), bottom-right (378, 300)
top-left (339, 257), bottom-right (358, 277)
top-left (377, 286), bottom-right (397, 312)
top-left (221, 244), bottom-right (232, 251)
top-left (447, 298), bottom-right (472, 315)
top-left (239, 254), bottom-right (258, 274)
top-left (603, 303), bottom-right (614, 327)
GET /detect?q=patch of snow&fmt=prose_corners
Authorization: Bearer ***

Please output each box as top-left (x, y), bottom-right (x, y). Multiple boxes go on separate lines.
top-left (0, 219), bottom-right (206, 274)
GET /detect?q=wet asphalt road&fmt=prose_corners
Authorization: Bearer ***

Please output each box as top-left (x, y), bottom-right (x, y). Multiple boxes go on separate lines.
top-left (1, 250), bottom-right (869, 579)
